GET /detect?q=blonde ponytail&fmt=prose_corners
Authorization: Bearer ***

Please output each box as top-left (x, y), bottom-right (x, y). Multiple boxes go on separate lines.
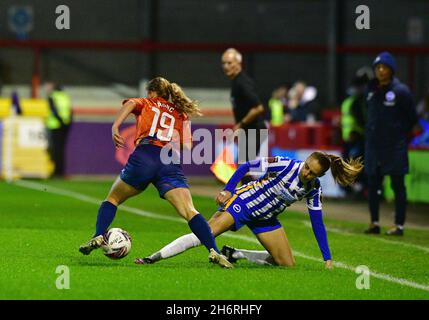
top-left (310, 151), bottom-right (364, 187)
top-left (168, 83), bottom-right (202, 117)
top-left (146, 77), bottom-right (202, 117)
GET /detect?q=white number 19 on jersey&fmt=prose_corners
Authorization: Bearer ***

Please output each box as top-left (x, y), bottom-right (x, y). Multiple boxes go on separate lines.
top-left (148, 107), bottom-right (176, 141)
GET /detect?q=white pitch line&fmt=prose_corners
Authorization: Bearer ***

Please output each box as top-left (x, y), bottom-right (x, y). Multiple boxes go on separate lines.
top-left (13, 180), bottom-right (429, 293)
top-left (302, 221), bottom-right (429, 254)
top-left (224, 233), bottom-right (429, 292)
top-left (14, 180), bottom-right (184, 224)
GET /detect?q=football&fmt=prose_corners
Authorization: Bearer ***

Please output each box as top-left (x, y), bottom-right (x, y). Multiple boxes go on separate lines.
top-left (101, 228), bottom-right (132, 259)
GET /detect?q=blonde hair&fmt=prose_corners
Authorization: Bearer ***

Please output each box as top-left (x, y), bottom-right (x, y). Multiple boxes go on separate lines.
top-left (146, 77), bottom-right (202, 117)
top-left (310, 151), bottom-right (364, 187)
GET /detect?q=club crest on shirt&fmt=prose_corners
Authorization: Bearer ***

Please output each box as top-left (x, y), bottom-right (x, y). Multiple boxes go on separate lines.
top-left (233, 204), bottom-right (241, 213)
top-left (384, 91), bottom-right (396, 106)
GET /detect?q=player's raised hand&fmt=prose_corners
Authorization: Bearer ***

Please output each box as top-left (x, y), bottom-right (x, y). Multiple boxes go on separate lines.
top-left (112, 127), bottom-right (125, 148)
top-left (215, 190), bottom-right (232, 206)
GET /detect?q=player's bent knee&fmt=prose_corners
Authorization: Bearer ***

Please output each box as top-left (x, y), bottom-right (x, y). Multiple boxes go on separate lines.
top-left (277, 260), bottom-right (295, 267)
top-left (274, 256), bottom-right (295, 267)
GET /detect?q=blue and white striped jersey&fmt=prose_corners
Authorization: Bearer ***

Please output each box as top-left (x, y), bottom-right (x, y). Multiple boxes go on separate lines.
top-left (234, 157), bottom-right (322, 220)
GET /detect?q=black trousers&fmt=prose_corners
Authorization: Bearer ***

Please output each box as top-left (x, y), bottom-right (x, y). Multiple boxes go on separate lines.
top-left (367, 169), bottom-right (407, 226)
top-left (47, 126), bottom-right (70, 177)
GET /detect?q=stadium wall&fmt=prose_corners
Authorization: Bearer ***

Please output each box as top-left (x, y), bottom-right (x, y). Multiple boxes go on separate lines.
top-left (0, 119), bottom-right (427, 201)
top-left (63, 121), bottom-right (347, 197)
top-left (53, 121), bottom-right (429, 201)
top-left (0, 0), bottom-right (428, 102)
top-left (65, 122), bottom-right (216, 176)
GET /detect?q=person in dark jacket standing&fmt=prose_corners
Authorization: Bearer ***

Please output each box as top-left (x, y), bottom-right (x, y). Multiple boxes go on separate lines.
top-left (221, 48), bottom-right (267, 183)
top-left (364, 52), bottom-right (418, 236)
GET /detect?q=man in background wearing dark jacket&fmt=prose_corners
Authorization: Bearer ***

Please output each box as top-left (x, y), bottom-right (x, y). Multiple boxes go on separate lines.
top-left (221, 48), bottom-right (267, 183)
top-left (364, 52), bottom-right (418, 236)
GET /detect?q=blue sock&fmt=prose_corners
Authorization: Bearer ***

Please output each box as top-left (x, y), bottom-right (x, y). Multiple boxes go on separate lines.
top-left (188, 214), bottom-right (219, 253)
top-left (94, 201), bottom-right (117, 237)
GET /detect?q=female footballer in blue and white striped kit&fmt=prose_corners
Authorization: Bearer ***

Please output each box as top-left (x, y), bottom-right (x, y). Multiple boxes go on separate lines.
top-left (135, 151), bottom-right (363, 268)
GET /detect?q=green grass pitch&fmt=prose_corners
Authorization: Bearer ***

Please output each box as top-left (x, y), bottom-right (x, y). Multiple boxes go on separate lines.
top-left (0, 179), bottom-right (428, 300)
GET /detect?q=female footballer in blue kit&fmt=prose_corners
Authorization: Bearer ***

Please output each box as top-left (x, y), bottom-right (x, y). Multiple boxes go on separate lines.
top-left (79, 77), bottom-right (232, 268)
top-left (135, 152), bottom-right (363, 268)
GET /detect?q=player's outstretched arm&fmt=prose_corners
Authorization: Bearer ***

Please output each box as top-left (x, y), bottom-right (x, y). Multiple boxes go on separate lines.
top-left (111, 100), bottom-right (136, 148)
top-left (223, 158), bottom-right (263, 193)
top-left (308, 209), bottom-right (333, 269)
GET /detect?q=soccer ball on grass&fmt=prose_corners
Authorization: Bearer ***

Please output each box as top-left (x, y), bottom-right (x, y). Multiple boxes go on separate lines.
top-left (101, 228), bottom-right (132, 259)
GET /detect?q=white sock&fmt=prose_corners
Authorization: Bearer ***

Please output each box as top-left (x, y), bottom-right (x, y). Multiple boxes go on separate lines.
top-left (255, 259), bottom-right (273, 266)
top-left (232, 249), bottom-right (274, 265)
top-left (158, 233), bottom-right (201, 259)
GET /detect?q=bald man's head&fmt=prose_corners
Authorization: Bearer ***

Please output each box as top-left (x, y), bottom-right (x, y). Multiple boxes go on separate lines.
top-left (223, 48), bottom-right (242, 63)
top-left (222, 48), bottom-right (243, 79)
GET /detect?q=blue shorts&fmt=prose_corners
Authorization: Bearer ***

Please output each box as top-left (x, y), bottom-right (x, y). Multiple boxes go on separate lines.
top-left (220, 195), bottom-right (282, 235)
top-left (120, 143), bottom-right (189, 198)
